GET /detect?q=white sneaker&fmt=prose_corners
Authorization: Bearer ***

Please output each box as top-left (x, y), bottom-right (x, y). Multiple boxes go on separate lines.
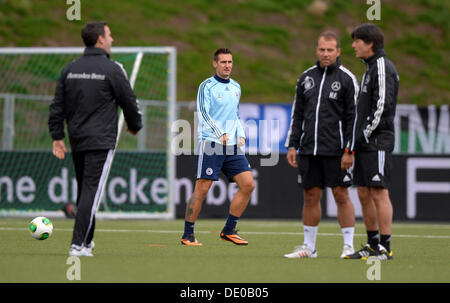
top-left (340, 244), bottom-right (354, 259)
top-left (284, 244), bottom-right (317, 258)
top-left (83, 241), bottom-right (95, 255)
top-left (69, 246), bottom-right (93, 257)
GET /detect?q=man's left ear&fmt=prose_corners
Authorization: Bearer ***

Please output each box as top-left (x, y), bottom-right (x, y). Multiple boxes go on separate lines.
top-left (97, 35), bottom-right (105, 46)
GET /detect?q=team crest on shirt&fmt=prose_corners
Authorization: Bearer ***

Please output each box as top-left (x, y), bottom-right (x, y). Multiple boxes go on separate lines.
top-left (364, 74), bottom-right (371, 85)
top-left (206, 168), bottom-right (213, 175)
top-left (302, 76), bottom-right (315, 92)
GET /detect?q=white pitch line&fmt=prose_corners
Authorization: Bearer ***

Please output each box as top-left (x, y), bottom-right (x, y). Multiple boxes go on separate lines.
top-left (2, 227), bottom-right (450, 239)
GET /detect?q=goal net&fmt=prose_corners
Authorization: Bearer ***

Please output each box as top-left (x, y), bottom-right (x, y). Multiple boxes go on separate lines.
top-left (0, 47), bottom-right (176, 219)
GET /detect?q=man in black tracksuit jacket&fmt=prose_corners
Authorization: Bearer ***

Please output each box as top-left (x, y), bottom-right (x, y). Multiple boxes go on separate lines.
top-left (351, 49), bottom-right (398, 153)
top-left (284, 32), bottom-right (359, 259)
top-left (345, 23), bottom-right (399, 261)
top-left (48, 22), bottom-right (142, 256)
top-left (285, 57), bottom-right (358, 156)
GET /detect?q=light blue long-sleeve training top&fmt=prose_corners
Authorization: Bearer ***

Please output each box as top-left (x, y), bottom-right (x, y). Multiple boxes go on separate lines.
top-left (196, 74), bottom-right (246, 145)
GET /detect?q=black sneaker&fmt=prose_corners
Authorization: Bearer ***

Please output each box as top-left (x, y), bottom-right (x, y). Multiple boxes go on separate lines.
top-left (362, 244), bottom-right (393, 260)
top-left (343, 244), bottom-right (377, 259)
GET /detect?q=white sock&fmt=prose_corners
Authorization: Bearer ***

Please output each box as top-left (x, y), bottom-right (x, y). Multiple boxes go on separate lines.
top-left (341, 227), bottom-right (355, 248)
top-left (303, 225), bottom-right (318, 251)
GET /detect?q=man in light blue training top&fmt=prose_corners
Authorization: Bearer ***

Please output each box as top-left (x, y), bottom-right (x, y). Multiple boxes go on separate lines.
top-left (181, 48), bottom-right (255, 246)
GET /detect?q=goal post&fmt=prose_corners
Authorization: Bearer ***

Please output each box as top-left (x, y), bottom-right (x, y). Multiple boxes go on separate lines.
top-left (0, 47), bottom-right (177, 219)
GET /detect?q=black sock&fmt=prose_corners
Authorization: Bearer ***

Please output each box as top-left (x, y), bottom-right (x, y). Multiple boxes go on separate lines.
top-left (183, 221), bottom-right (195, 238)
top-left (367, 230), bottom-right (379, 249)
top-left (222, 214), bottom-right (239, 234)
top-left (380, 234), bottom-right (391, 252)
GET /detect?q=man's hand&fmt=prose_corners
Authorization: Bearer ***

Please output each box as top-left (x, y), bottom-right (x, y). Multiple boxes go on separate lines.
top-left (127, 128), bottom-right (138, 136)
top-left (286, 148), bottom-right (298, 168)
top-left (52, 140), bottom-right (67, 160)
top-left (219, 133), bottom-right (229, 145)
top-left (237, 137), bottom-right (246, 147)
top-left (341, 152), bottom-right (354, 171)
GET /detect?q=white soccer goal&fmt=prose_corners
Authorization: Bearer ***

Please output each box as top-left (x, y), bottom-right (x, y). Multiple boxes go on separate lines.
top-left (0, 47), bottom-right (177, 219)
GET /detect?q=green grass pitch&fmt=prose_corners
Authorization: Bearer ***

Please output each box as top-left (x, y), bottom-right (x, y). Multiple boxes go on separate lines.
top-left (0, 218), bottom-right (449, 283)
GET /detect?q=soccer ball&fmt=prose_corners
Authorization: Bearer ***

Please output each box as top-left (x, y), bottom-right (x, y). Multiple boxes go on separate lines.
top-left (29, 216), bottom-right (53, 240)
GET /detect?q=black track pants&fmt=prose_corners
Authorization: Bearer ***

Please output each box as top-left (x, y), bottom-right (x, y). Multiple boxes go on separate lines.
top-left (70, 149), bottom-right (113, 249)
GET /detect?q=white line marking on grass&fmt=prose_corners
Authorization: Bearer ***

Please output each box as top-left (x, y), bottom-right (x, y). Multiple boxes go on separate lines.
top-left (244, 231), bottom-right (450, 239)
top-left (2, 227), bottom-right (449, 239)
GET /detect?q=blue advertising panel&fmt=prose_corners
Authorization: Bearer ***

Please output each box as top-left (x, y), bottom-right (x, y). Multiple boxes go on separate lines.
top-left (239, 103), bottom-right (292, 154)
top-left (238, 104), bottom-right (450, 155)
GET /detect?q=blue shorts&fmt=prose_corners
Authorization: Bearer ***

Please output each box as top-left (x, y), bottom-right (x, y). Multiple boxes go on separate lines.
top-left (196, 140), bottom-right (251, 182)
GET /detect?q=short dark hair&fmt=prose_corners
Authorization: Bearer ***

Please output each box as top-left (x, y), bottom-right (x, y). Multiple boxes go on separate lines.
top-left (81, 21), bottom-right (107, 47)
top-left (214, 48), bottom-right (232, 61)
top-left (351, 23), bottom-right (384, 52)
top-left (318, 30), bottom-right (340, 49)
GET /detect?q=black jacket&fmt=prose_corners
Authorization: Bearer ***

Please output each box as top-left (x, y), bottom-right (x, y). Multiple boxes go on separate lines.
top-left (49, 47), bottom-right (142, 152)
top-left (352, 49), bottom-right (399, 152)
top-left (285, 58), bottom-right (359, 156)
